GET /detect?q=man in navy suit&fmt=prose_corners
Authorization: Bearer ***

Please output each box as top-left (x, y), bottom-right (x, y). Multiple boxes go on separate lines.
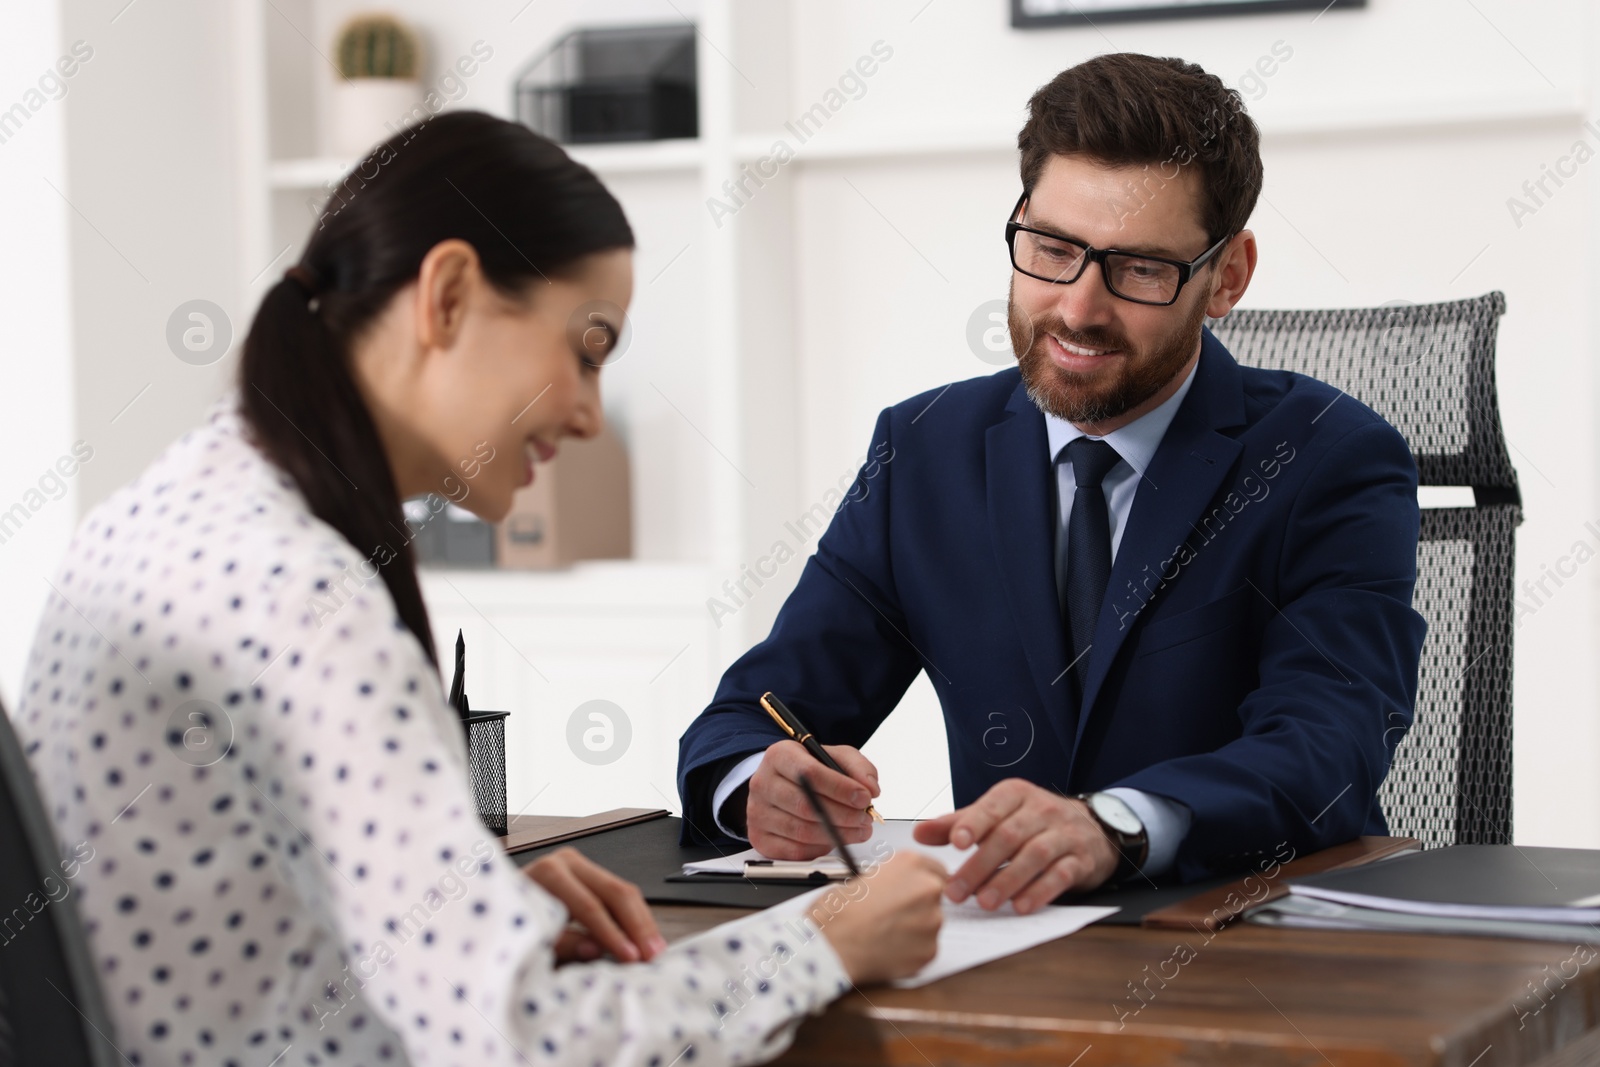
top-left (676, 53), bottom-right (1425, 909)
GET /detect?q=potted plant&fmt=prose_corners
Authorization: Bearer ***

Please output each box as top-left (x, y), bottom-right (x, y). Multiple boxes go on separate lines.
top-left (328, 12), bottom-right (423, 158)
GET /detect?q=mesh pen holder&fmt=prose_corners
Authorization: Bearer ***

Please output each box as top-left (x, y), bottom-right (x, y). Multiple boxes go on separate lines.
top-left (463, 711), bottom-right (509, 837)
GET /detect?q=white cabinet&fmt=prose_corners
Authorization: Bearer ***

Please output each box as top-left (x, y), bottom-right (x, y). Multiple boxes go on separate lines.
top-left (419, 563), bottom-right (953, 822)
top-left (420, 564), bottom-right (725, 818)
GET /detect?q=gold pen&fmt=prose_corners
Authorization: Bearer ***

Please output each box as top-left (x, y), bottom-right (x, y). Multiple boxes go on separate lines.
top-left (760, 691), bottom-right (884, 823)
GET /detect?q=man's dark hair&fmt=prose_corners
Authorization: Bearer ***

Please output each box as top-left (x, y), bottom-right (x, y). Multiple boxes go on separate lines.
top-left (1017, 53), bottom-right (1262, 244)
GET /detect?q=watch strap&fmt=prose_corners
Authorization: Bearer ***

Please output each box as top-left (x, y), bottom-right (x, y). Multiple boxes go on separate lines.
top-left (1076, 792), bottom-right (1149, 883)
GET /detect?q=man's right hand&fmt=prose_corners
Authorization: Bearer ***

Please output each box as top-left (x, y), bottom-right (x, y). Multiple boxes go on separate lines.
top-left (745, 739), bottom-right (881, 860)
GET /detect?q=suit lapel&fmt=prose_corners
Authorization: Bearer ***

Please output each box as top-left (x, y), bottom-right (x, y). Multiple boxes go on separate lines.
top-left (1073, 330), bottom-right (1248, 755)
top-left (984, 386), bottom-right (1079, 763)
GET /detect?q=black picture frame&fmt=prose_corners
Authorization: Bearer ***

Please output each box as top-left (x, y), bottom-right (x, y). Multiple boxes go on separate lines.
top-left (1011, 0), bottom-right (1366, 29)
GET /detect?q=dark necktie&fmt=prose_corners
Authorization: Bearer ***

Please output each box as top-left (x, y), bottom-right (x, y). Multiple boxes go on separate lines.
top-left (1062, 437), bottom-right (1123, 693)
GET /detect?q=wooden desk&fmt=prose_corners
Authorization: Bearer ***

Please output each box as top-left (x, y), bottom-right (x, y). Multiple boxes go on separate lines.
top-left (652, 904), bottom-right (1600, 1067)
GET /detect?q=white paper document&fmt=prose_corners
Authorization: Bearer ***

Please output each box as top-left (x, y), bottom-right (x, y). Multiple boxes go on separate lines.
top-left (761, 883), bottom-right (1115, 989)
top-left (891, 897), bottom-right (1116, 988)
top-left (686, 820), bottom-right (1117, 987)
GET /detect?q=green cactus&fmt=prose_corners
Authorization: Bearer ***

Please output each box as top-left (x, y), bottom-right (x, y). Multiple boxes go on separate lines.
top-left (335, 13), bottom-right (419, 80)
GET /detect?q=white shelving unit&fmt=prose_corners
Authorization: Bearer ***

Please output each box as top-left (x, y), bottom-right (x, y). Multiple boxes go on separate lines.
top-left (265, 138), bottom-right (705, 189)
top-left (236, 0), bottom-right (807, 591)
top-left (231, 0), bottom-right (848, 817)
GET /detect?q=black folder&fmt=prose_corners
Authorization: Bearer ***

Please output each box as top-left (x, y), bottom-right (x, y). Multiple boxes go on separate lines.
top-left (510, 815), bottom-right (826, 909)
top-left (1287, 845), bottom-right (1600, 921)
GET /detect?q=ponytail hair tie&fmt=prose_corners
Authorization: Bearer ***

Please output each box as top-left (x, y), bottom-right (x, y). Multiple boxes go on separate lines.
top-left (283, 265), bottom-right (322, 312)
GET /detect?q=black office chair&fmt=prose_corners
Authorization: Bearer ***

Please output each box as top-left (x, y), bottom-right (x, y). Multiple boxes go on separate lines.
top-left (0, 696), bottom-right (122, 1067)
top-left (1206, 292), bottom-right (1520, 848)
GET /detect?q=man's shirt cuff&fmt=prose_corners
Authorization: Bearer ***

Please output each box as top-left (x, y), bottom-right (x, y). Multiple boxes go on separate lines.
top-left (711, 752), bottom-right (766, 840)
top-left (1103, 787), bottom-right (1192, 878)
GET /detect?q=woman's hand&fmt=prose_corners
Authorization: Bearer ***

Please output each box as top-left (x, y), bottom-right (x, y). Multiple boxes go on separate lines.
top-left (525, 847), bottom-right (667, 963)
top-left (551, 926), bottom-right (604, 964)
top-left (816, 851), bottom-right (947, 986)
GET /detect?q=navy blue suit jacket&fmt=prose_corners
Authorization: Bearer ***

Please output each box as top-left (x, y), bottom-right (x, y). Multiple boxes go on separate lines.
top-left (676, 328), bottom-right (1426, 882)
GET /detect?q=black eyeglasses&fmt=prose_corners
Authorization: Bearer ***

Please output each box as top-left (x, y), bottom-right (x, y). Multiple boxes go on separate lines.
top-left (1004, 193), bottom-right (1230, 307)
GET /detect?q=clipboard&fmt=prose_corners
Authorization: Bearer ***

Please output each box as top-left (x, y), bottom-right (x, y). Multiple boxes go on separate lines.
top-left (498, 807), bottom-right (669, 856)
top-left (666, 857), bottom-right (851, 887)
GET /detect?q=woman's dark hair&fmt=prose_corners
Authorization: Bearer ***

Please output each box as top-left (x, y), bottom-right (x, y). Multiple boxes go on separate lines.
top-left (240, 110), bottom-right (633, 666)
top-left (1017, 53), bottom-right (1263, 245)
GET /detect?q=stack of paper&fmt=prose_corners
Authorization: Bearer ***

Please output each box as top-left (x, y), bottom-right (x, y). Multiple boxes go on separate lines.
top-left (1248, 845), bottom-right (1600, 942)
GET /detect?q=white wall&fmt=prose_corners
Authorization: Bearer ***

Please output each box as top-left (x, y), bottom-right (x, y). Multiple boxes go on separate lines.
top-left (59, 0), bottom-right (243, 516)
top-left (0, 1), bottom-right (79, 707)
top-left (0, 0), bottom-right (245, 704)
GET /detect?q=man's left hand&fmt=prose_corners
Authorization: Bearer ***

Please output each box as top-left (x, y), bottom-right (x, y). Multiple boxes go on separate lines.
top-left (913, 779), bottom-right (1124, 913)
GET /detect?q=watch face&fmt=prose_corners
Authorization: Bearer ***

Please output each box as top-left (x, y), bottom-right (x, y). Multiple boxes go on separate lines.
top-left (1090, 793), bottom-right (1142, 836)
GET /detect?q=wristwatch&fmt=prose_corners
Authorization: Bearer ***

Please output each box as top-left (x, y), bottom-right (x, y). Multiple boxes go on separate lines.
top-left (1074, 792), bottom-right (1149, 884)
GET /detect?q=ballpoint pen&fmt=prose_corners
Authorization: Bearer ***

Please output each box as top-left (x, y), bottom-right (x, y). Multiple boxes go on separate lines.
top-left (760, 691), bottom-right (884, 824)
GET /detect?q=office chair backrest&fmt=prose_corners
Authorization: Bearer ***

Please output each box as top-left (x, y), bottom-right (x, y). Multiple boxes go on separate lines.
top-left (0, 695), bottom-right (121, 1066)
top-left (1206, 292), bottom-right (1519, 848)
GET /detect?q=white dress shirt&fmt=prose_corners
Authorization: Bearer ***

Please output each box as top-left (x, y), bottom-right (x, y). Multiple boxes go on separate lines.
top-left (716, 363), bottom-right (1199, 878)
top-left (13, 400), bottom-right (850, 1067)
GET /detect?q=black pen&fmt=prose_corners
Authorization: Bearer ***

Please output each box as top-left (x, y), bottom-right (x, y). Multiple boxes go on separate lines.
top-left (760, 691), bottom-right (884, 824)
top-left (797, 773), bottom-right (864, 879)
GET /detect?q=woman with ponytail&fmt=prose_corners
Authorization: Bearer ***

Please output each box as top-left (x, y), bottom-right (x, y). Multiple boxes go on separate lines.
top-left (13, 111), bottom-right (945, 1067)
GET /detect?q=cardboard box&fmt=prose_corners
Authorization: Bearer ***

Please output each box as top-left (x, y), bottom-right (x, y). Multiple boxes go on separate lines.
top-left (496, 425), bottom-right (631, 568)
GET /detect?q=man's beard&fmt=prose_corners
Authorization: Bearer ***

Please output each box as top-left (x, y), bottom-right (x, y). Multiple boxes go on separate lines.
top-left (1010, 284), bottom-right (1208, 425)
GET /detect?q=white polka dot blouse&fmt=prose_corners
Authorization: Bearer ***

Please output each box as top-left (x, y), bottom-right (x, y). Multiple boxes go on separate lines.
top-left (12, 400), bottom-right (851, 1067)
